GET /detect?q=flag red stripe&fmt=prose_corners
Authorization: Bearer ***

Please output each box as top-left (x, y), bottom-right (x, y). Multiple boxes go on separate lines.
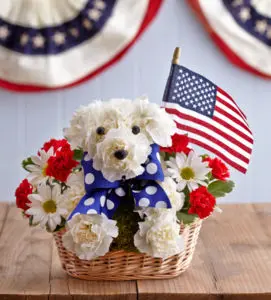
top-left (216, 96), bottom-right (246, 122)
top-left (176, 123), bottom-right (249, 164)
top-left (188, 137), bottom-right (247, 174)
top-left (215, 106), bottom-right (252, 134)
top-left (217, 87), bottom-right (247, 119)
top-left (212, 115), bottom-right (253, 143)
top-left (165, 107), bottom-right (253, 148)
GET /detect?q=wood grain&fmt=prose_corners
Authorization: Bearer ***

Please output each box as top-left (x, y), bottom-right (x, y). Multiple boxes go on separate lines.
top-left (49, 242), bottom-right (71, 300)
top-left (0, 205), bottom-right (52, 299)
top-left (67, 278), bottom-right (137, 300)
top-left (199, 204), bottom-right (271, 300)
top-left (0, 203), bottom-right (271, 299)
top-left (50, 237), bottom-right (137, 300)
top-left (137, 235), bottom-right (217, 300)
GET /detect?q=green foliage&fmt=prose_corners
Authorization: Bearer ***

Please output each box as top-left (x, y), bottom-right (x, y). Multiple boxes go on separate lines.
top-left (181, 186), bottom-right (190, 210)
top-left (111, 190), bottom-right (140, 253)
top-left (73, 148), bottom-right (84, 161)
top-left (49, 217), bottom-right (66, 233)
top-left (22, 157), bottom-right (34, 171)
top-left (177, 211), bottom-right (198, 225)
top-left (208, 180), bottom-right (235, 198)
top-left (29, 215), bottom-right (39, 227)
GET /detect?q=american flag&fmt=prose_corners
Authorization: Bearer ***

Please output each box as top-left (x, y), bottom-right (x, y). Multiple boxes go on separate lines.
top-left (162, 64), bottom-right (253, 173)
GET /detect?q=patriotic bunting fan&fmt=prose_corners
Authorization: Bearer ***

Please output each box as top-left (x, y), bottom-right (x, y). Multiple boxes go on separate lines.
top-left (188, 0), bottom-right (271, 79)
top-left (0, 0), bottom-right (162, 92)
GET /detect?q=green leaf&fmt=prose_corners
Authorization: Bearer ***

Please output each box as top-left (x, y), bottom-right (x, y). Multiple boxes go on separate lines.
top-left (208, 180), bottom-right (235, 198)
top-left (29, 215), bottom-right (39, 227)
top-left (22, 157), bottom-right (34, 171)
top-left (73, 148), bottom-right (84, 161)
top-left (177, 211), bottom-right (198, 225)
top-left (50, 217), bottom-right (66, 233)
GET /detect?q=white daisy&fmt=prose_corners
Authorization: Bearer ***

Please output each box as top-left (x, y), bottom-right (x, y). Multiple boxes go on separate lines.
top-left (93, 128), bottom-right (151, 182)
top-left (61, 171), bottom-right (85, 214)
top-left (134, 209), bottom-right (184, 259)
top-left (62, 214), bottom-right (118, 260)
top-left (130, 97), bottom-right (177, 147)
top-left (26, 148), bottom-right (54, 185)
top-left (26, 184), bottom-right (68, 232)
top-left (166, 151), bottom-right (211, 192)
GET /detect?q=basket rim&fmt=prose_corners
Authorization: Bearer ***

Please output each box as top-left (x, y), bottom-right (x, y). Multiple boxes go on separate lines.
top-left (53, 218), bottom-right (203, 261)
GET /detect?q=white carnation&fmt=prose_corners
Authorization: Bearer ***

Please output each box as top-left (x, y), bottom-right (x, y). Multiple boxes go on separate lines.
top-left (63, 214), bottom-right (118, 260)
top-left (134, 210), bottom-right (184, 259)
top-left (130, 97), bottom-right (177, 147)
top-left (93, 128), bottom-right (151, 182)
top-left (158, 177), bottom-right (185, 211)
top-left (64, 101), bottom-right (104, 151)
top-left (61, 171), bottom-right (85, 214)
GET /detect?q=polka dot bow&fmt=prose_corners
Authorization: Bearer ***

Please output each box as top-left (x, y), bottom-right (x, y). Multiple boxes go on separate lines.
top-left (68, 144), bottom-right (172, 220)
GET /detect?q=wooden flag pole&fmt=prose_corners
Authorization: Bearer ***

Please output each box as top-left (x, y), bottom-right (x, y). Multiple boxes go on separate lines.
top-left (172, 47), bottom-right (181, 65)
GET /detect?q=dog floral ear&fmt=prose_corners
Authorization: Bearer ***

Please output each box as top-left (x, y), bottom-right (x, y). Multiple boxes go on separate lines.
top-left (64, 101), bottom-right (104, 151)
top-left (130, 97), bottom-right (177, 147)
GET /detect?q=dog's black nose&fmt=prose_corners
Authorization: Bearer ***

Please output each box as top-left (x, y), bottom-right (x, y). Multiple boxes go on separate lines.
top-left (114, 149), bottom-right (128, 160)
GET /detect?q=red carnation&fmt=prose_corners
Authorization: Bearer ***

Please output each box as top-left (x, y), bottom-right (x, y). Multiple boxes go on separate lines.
top-left (40, 138), bottom-right (70, 154)
top-left (15, 179), bottom-right (33, 212)
top-left (203, 157), bottom-right (230, 181)
top-left (188, 186), bottom-right (216, 219)
top-left (46, 148), bottom-right (78, 182)
top-left (160, 134), bottom-right (191, 154)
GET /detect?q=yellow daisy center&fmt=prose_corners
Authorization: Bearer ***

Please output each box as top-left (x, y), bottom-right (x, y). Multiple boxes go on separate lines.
top-left (42, 200), bottom-right (57, 213)
top-left (42, 163), bottom-right (48, 177)
top-left (180, 167), bottom-right (195, 180)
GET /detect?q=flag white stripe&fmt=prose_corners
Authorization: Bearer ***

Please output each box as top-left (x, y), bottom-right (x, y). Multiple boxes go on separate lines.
top-left (176, 128), bottom-right (248, 169)
top-left (171, 114), bottom-right (250, 159)
top-left (215, 100), bottom-right (249, 129)
top-left (213, 110), bottom-right (253, 139)
top-left (162, 102), bottom-right (253, 146)
top-left (217, 91), bottom-right (247, 121)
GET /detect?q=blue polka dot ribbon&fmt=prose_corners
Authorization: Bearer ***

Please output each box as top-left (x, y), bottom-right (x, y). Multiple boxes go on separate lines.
top-left (68, 144), bottom-right (172, 219)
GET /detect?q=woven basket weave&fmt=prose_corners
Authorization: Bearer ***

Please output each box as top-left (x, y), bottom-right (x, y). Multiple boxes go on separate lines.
top-left (53, 219), bottom-right (202, 280)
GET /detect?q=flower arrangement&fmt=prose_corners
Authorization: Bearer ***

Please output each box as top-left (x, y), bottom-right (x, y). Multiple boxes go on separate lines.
top-left (15, 97), bottom-right (234, 266)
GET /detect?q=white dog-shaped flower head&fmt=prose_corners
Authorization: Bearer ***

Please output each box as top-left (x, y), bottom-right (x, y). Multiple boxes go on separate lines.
top-left (65, 97), bottom-right (176, 182)
top-left (93, 128), bottom-right (151, 182)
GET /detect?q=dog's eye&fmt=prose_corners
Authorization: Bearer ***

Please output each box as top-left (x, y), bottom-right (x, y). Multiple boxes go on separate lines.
top-left (96, 126), bottom-right (106, 135)
top-left (132, 125), bottom-right (140, 135)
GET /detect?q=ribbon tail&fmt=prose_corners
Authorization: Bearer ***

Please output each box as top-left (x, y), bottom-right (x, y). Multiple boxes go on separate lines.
top-left (68, 188), bottom-right (123, 220)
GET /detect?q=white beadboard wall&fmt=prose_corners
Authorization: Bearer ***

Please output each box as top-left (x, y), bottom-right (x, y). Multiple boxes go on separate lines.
top-left (0, 1), bottom-right (270, 203)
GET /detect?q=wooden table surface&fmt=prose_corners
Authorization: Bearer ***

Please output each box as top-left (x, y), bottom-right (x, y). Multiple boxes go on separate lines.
top-left (0, 203), bottom-right (270, 300)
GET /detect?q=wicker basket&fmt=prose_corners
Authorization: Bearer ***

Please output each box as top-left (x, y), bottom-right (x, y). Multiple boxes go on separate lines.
top-left (53, 219), bottom-right (202, 280)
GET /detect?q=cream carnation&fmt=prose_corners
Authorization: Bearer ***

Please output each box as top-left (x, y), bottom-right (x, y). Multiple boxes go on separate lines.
top-left (64, 101), bottom-right (104, 151)
top-left (134, 210), bottom-right (184, 259)
top-left (158, 177), bottom-right (185, 211)
top-left (130, 97), bottom-right (177, 147)
top-left (93, 128), bottom-right (151, 182)
top-left (61, 171), bottom-right (85, 214)
top-left (62, 214), bottom-right (118, 260)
